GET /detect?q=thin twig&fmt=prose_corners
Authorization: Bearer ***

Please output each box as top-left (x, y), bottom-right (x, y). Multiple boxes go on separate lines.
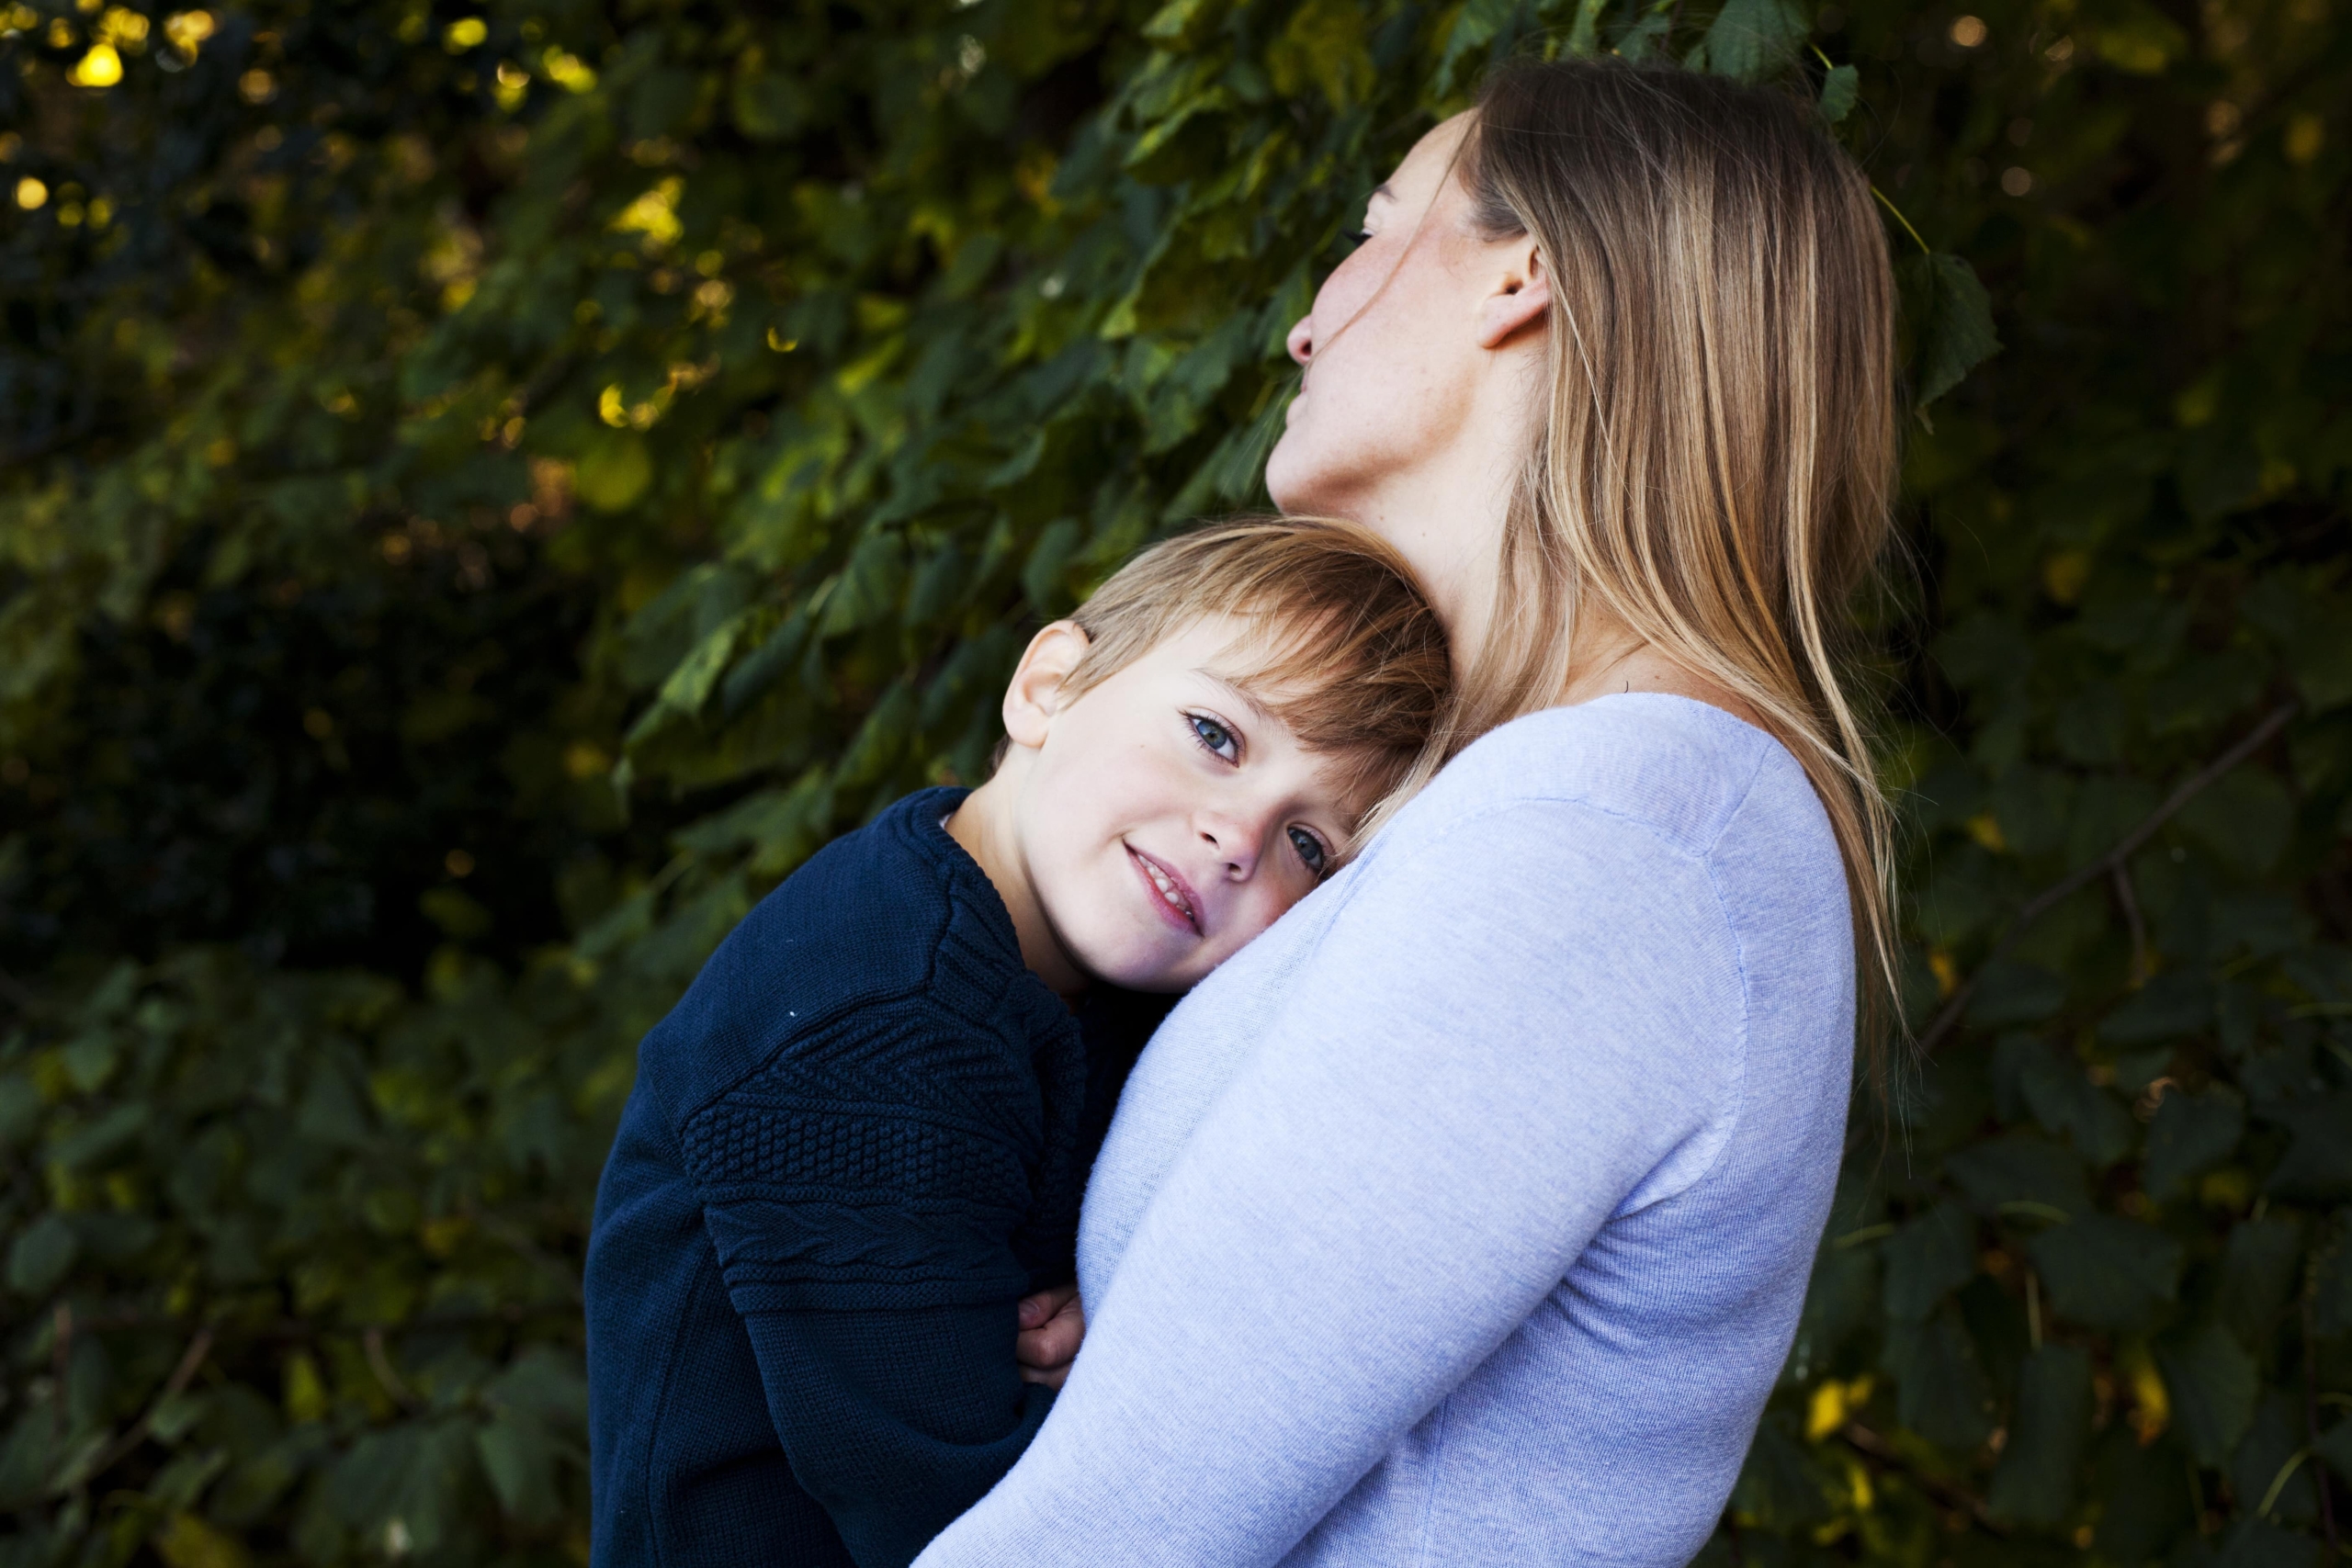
top-left (53, 1325), bottom-right (213, 1494)
top-left (1871, 186), bottom-right (1932, 257)
top-left (363, 1326), bottom-right (427, 1414)
top-left (2112, 863), bottom-right (2150, 987)
top-left (2309, 1295), bottom-right (2340, 1551)
top-left (51, 1303), bottom-right (73, 1441)
top-left (1918, 700), bottom-right (2300, 1055)
top-left (1839, 1422), bottom-right (2005, 1533)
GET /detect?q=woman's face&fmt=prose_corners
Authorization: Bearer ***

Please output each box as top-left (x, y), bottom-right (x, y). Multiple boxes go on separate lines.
top-left (1265, 113), bottom-right (1543, 632)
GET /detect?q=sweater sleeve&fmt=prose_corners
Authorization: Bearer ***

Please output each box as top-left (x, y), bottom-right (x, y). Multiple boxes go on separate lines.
top-left (915, 800), bottom-right (1750, 1567)
top-left (680, 1010), bottom-right (1068, 1568)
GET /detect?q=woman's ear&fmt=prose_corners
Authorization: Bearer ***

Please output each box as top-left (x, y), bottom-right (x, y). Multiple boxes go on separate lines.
top-left (1001, 621), bottom-right (1091, 750)
top-left (1474, 238), bottom-right (1550, 349)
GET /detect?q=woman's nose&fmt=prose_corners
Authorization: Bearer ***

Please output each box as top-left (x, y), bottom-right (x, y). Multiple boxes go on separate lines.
top-left (1285, 314), bottom-right (1314, 367)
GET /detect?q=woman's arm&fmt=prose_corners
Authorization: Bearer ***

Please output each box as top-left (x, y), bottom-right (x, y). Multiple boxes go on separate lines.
top-left (916, 800), bottom-right (1748, 1567)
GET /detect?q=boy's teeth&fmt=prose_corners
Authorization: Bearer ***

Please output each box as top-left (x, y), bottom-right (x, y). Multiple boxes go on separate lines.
top-left (1144, 859), bottom-right (1192, 919)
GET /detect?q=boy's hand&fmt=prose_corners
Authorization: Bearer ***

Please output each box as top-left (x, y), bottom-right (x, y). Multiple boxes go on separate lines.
top-left (1015, 1285), bottom-right (1085, 1389)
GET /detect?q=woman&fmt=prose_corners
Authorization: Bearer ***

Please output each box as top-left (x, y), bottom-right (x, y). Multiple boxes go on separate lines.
top-left (922, 57), bottom-right (1898, 1566)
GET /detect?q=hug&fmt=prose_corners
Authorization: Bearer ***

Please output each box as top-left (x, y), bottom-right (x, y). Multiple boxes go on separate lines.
top-left (586, 54), bottom-right (1895, 1568)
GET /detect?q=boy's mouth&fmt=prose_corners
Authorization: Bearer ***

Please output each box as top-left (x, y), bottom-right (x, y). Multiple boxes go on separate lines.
top-left (1126, 844), bottom-right (1201, 936)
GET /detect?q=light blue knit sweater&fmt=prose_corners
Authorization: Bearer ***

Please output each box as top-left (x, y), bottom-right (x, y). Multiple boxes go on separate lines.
top-left (915, 695), bottom-right (1857, 1567)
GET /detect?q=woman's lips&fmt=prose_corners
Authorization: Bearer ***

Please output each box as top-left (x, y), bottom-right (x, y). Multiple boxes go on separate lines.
top-left (1126, 844), bottom-right (1202, 936)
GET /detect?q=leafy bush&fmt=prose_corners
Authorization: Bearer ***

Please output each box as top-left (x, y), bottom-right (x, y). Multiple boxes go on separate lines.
top-left (1, 0), bottom-right (2347, 1562)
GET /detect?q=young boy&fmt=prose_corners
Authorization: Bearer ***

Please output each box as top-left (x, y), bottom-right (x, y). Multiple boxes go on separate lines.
top-left (583, 520), bottom-right (1450, 1568)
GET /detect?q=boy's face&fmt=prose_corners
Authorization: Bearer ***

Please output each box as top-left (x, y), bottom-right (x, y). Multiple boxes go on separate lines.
top-left (1006, 615), bottom-right (1358, 993)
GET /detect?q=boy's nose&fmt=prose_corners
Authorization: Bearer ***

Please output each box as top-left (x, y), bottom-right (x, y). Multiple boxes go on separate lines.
top-left (1197, 818), bottom-right (1262, 880)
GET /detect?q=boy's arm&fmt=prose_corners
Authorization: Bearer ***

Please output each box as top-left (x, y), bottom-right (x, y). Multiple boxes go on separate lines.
top-left (728, 1292), bottom-right (1053, 1567)
top-left (684, 1016), bottom-right (1072, 1568)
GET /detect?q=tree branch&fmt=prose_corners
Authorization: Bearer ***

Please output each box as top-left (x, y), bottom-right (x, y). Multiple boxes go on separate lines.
top-left (1838, 1421), bottom-right (2005, 1534)
top-left (1918, 700), bottom-right (2300, 1055)
top-left (53, 1325), bottom-right (213, 1495)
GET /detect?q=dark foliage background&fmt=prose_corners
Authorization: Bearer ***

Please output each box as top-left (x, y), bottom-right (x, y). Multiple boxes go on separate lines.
top-left (1, 0), bottom-right (2346, 1562)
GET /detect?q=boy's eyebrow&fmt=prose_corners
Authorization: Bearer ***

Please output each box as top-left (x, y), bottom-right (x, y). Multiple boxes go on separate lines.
top-left (1194, 668), bottom-right (1279, 729)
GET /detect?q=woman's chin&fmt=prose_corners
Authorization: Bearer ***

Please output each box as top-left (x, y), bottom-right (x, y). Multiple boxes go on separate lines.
top-left (1262, 434), bottom-right (1320, 514)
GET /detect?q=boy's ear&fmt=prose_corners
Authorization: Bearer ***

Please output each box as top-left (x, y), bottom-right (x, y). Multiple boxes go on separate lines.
top-left (1001, 621), bottom-right (1091, 750)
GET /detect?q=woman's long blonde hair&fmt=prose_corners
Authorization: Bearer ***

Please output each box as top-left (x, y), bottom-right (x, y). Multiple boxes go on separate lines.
top-left (1453, 59), bottom-right (1901, 1055)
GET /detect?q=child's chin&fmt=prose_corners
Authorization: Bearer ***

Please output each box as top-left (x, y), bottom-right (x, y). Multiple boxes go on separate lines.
top-left (1074, 944), bottom-right (1198, 995)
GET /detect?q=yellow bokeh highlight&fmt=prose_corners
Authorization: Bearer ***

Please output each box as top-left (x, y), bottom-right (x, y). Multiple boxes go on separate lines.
top-left (283, 1349), bottom-right (330, 1424)
top-left (611, 176), bottom-right (684, 249)
top-left (2041, 548), bottom-right (2091, 604)
top-left (1928, 950), bottom-right (1960, 998)
top-left (16, 175), bottom-right (47, 209)
top-left (444, 16), bottom-right (486, 51)
top-left (164, 9), bottom-right (213, 56)
top-left (97, 6), bottom-right (147, 45)
top-left (1805, 1375), bottom-right (1872, 1441)
top-left (1965, 813), bottom-right (2008, 853)
top-left (153, 1513), bottom-right (250, 1568)
top-left (2285, 113), bottom-right (2324, 165)
top-left (2121, 1345), bottom-right (2169, 1444)
top-left (541, 45), bottom-right (596, 92)
top-left (68, 41), bottom-right (121, 85)
top-left (494, 60), bottom-right (528, 109)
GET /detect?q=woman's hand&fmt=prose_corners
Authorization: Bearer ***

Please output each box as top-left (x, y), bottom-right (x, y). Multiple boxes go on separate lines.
top-left (1014, 1285), bottom-right (1085, 1388)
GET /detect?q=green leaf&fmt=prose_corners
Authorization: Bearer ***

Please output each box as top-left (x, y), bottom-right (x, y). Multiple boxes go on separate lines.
top-left (2287, 615), bottom-right (2352, 713)
top-left (576, 435), bottom-right (655, 513)
top-left (2143, 1088), bottom-right (2244, 1199)
top-left (2019, 1052), bottom-right (2134, 1168)
top-left (1988, 1346), bottom-right (2092, 1528)
top-left (2093, 1425), bottom-right (2196, 1562)
top-left (2100, 972), bottom-right (2214, 1046)
top-left (1882, 1302), bottom-right (1996, 1450)
top-left (1818, 62), bottom-right (1858, 123)
top-left (1947, 1134), bottom-right (2094, 1218)
top-left (474, 1419), bottom-right (560, 1527)
top-left (1882, 1202), bottom-right (1974, 1322)
top-left (2155, 1320), bottom-right (2259, 1466)
top-left (1566, 0), bottom-right (1608, 57)
top-left (1694, 0), bottom-right (1804, 81)
top-left (2176, 767), bottom-right (2293, 875)
top-left (6, 1213), bottom-right (78, 1297)
top-left (2026, 1213), bottom-right (2182, 1331)
top-left (2260, 1092), bottom-right (2352, 1201)
top-left (1437, 0), bottom-right (1520, 90)
top-left (1900, 252), bottom-right (2002, 411)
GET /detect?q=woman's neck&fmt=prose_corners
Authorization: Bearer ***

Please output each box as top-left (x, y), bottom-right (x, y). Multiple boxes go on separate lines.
top-left (1551, 615), bottom-right (1765, 729)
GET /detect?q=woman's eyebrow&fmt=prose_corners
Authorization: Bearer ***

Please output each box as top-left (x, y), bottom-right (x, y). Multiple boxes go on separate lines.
top-left (1368, 182), bottom-right (1397, 205)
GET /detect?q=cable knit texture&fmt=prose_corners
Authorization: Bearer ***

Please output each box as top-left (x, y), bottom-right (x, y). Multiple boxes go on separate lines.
top-left (586, 787), bottom-right (1160, 1568)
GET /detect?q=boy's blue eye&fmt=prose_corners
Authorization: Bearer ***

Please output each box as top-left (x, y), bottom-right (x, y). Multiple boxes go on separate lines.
top-left (1190, 714), bottom-right (1238, 761)
top-left (1288, 825), bottom-right (1329, 877)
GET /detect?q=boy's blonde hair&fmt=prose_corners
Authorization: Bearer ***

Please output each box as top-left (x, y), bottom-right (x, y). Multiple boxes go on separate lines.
top-left (1058, 518), bottom-right (1451, 834)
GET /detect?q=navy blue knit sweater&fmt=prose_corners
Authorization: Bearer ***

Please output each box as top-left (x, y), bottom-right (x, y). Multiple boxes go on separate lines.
top-left (584, 787), bottom-right (1162, 1568)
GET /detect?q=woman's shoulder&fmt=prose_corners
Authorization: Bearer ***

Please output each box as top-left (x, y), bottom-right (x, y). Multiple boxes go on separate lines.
top-left (1385, 693), bottom-right (1826, 868)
